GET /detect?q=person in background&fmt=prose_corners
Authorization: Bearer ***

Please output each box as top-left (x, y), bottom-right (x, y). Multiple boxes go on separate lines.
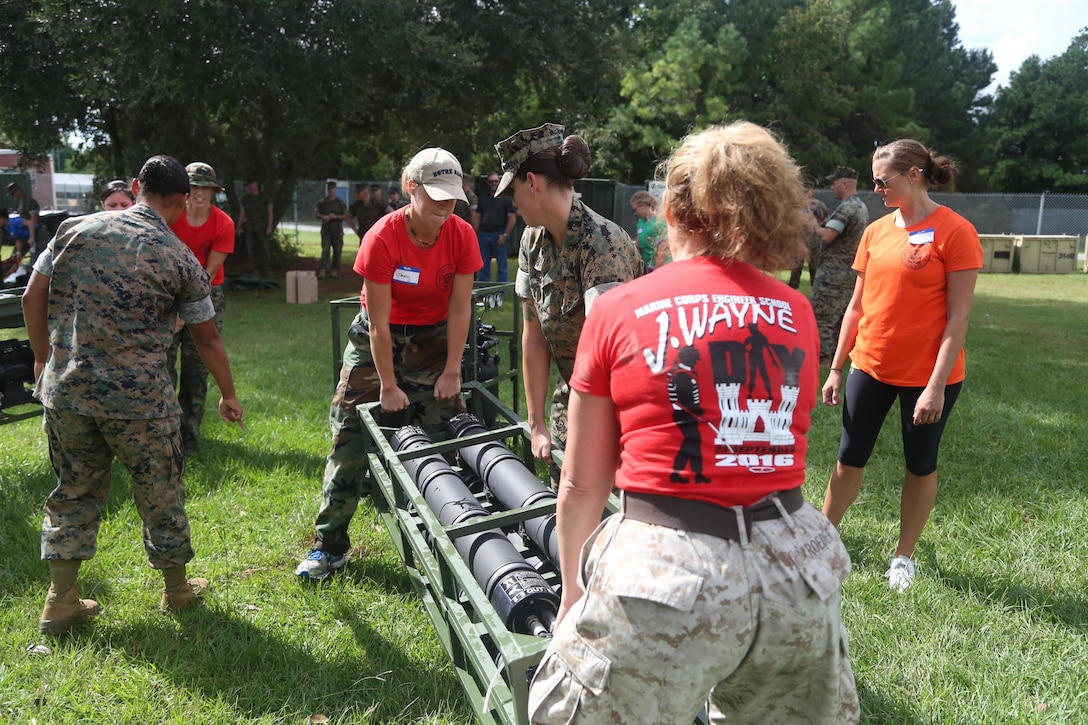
top-left (315, 179), bottom-right (358, 278)
top-left (453, 176), bottom-right (479, 229)
top-left (528, 121), bottom-right (858, 725)
top-left (386, 186), bottom-right (407, 212)
top-left (821, 140), bottom-right (982, 592)
top-left (295, 148), bottom-right (482, 581)
top-left (475, 170), bottom-right (517, 288)
top-left (349, 184), bottom-right (372, 241)
top-left (494, 122), bottom-right (642, 487)
top-left (6, 181), bottom-right (45, 263)
top-left (22, 155), bottom-right (243, 635)
top-left (812, 166), bottom-right (868, 365)
top-left (788, 178), bottom-right (829, 289)
top-left (98, 180), bottom-right (136, 211)
top-left (168, 162), bottom-right (235, 457)
top-left (629, 189), bottom-right (665, 270)
top-left (0, 209), bottom-right (14, 253)
top-left (237, 179), bottom-right (274, 276)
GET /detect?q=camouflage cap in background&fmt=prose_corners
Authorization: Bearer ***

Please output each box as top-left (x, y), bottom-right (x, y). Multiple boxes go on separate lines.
top-left (493, 123), bottom-right (565, 196)
top-left (185, 162), bottom-right (223, 189)
top-left (824, 166), bottom-right (858, 182)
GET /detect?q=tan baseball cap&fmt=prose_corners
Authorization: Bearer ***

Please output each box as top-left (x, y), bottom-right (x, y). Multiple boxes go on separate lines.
top-left (405, 148), bottom-right (468, 203)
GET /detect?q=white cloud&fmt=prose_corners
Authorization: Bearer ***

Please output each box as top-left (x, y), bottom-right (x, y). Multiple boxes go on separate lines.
top-left (953, 0), bottom-right (1088, 90)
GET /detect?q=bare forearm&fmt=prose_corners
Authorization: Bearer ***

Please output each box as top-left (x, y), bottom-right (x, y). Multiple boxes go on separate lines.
top-left (192, 334), bottom-right (237, 399)
top-left (22, 272), bottom-right (50, 364)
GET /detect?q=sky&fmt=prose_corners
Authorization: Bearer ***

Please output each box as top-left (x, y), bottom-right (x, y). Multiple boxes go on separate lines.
top-left (953, 0), bottom-right (1088, 92)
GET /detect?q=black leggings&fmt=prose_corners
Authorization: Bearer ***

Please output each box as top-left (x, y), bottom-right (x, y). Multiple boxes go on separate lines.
top-left (838, 368), bottom-right (962, 476)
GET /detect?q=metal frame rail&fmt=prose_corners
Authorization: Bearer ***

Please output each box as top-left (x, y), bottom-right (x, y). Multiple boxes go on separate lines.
top-left (358, 382), bottom-right (609, 725)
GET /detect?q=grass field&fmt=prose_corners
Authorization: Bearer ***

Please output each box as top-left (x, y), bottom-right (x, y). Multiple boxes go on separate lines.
top-left (1, 264), bottom-right (1087, 724)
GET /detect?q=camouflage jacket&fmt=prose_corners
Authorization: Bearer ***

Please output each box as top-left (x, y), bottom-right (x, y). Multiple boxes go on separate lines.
top-left (33, 204), bottom-right (212, 419)
top-left (821, 194), bottom-right (868, 267)
top-left (515, 198), bottom-right (643, 381)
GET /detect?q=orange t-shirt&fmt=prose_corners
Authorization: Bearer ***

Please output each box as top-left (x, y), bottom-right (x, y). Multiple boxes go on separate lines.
top-left (850, 206), bottom-right (982, 387)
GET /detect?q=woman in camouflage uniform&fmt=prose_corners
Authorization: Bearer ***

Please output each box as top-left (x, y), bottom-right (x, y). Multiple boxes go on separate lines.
top-left (493, 123), bottom-right (642, 486)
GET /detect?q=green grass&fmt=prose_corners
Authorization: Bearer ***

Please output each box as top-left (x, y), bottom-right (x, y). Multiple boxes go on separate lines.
top-left (2, 270), bottom-right (1087, 723)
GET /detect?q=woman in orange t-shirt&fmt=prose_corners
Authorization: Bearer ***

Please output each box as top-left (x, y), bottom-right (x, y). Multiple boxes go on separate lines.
top-left (820, 139), bottom-right (982, 592)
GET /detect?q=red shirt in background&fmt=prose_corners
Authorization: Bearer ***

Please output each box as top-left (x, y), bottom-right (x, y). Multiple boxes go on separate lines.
top-left (171, 206), bottom-right (235, 286)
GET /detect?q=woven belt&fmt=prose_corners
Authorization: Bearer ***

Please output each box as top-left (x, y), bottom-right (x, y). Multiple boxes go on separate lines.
top-left (622, 487), bottom-right (805, 542)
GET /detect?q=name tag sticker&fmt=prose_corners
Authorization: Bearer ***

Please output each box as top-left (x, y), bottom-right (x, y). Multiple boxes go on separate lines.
top-left (909, 229), bottom-right (935, 245)
top-left (393, 266), bottom-right (421, 285)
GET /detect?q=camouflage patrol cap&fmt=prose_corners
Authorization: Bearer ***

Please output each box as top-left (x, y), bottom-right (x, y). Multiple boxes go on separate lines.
top-left (185, 162), bottom-right (223, 190)
top-left (6, 182), bottom-right (21, 194)
top-left (825, 166), bottom-right (858, 182)
top-left (494, 123), bottom-right (565, 196)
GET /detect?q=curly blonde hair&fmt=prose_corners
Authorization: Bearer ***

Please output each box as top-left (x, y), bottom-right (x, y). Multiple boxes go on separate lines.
top-left (662, 122), bottom-right (810, 271)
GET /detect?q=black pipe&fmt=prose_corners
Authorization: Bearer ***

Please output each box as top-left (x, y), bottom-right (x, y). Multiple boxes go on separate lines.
top-left (447, 413), bottom-right (560, 571)
top-left (391, 426), bottom-right (558, 636)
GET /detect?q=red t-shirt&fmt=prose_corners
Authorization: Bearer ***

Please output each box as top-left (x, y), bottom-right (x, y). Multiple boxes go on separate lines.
top-left (570, 256), bottom-right (819, 508)
top-left (851, 206), bottom-right (983, 387)
top-left (355, 209), bottom-right (483, 325)
top-left (170, 206), bottom-right (235, 286)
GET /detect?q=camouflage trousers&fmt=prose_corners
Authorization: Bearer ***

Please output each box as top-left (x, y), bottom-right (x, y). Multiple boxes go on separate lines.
top-left (528, 501), bottom-right (859, 724)
top-left (547, 378), bottom-right (571, 489)
top-left (243, 226), bottom-right (271, 273)
top-left (40, 407), bottom-right (192, 569)
top-left (788, 231), bottom-right (822, 289)
top-left (810, 263), bottom-right (856, 359)
top-left (167, 285), bottom-right (226, 452)
top-left (319, 227), bottom-right (344, 272)
top-left (313, 310), bottom-right (465, 556)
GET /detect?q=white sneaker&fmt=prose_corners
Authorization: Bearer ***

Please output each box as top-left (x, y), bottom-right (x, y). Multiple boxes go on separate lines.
top-left (885, 555), bottom-right (916, 592)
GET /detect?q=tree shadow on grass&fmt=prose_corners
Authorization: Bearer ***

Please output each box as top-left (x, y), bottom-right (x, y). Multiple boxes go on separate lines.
top-left (934, 563), bottom-right (1088, 634)
top-left (857, 679), bottom-right (929, 724)
top-left (103, 603), bottom-right (472, 723)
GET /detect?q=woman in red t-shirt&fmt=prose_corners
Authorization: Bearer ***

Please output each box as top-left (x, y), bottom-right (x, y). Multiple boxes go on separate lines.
top-left (295, 148), bottom-right (483, 581)
top-left (527, 123), bottom-right (859, 724)
top-left (168, 162), bottom-right (235, 455)
top-left (821, 140), bottom-right (983, 592)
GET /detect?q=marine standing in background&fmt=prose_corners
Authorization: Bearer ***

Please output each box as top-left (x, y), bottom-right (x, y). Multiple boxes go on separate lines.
top-left (788, 178), bottom-right (830, 289)
top-left (315, 179), bottom-right (358, 278)
top-left (22, 155), bottom-right (243, 635)
top-left (238, 179), bottom-right (274, 276)
top-left (811, 166), bottom-right (869, 364)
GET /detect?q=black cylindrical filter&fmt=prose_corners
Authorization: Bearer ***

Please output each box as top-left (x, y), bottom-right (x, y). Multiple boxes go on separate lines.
top-left (447, 413), bottom-right (560, 570)
top-left (391, 426), bottom-right (558, 636)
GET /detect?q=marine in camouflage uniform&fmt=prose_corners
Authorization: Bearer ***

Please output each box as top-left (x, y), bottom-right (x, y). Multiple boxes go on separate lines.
top-left (788, 194), bottom-right (830, 289)
top-left (494, 123), bottom-right (642, 486)
top-left (315, 181), bottom-right (352, 275)
top-left (30, 205), bottom-right (214, 566)
top-left (516, 199), bottom-right (642, 485)
top-left (239, 180), bottom-right (273, 274)
top-left (811, 168), bottom-right (868, 360)
top-left (315, 311), bottom-right (466, 556)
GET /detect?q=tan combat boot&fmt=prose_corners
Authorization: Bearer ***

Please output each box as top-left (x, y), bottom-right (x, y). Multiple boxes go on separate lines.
top-left (40, 560), bottom-right (101, 635)
top-left (160, 566), bottom-right (210, 612)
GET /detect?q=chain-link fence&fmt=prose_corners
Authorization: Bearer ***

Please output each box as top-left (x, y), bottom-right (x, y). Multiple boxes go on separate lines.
top-left (279, 179), bottom-right (1088, 260)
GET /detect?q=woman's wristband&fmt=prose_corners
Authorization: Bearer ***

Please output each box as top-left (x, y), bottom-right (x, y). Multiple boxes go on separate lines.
top-left (830, 367), bottom-right (843, 373)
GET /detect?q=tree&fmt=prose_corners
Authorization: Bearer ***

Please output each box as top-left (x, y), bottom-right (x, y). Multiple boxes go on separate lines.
top-left (984, 31), bottom-right (1088, 193)
top-left (1, 0), bottom-right (637, 226)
